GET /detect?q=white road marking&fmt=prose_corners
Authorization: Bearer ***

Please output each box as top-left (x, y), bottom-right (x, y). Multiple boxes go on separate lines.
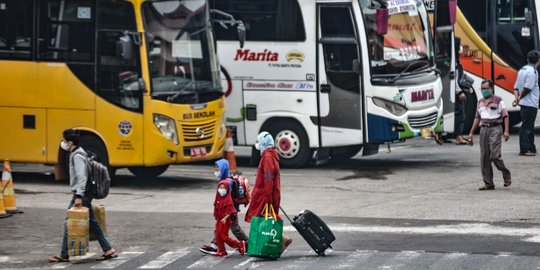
top-left (46, 253), bottom-right (97, 269)
top-left (139, 248), bottom-right (190, 269)
top-left (234, 258), bottom-right (257, 269)
top-left (91, 251), bottom-right (144, 269)
top-left (377, 251), bottom-right (423, 270)
top-left (284, 223), bottom-right (540, 242)
top-left (330, 250), bottom-right (378, 269)
top-left (186, 251), bottom-right (236, 269)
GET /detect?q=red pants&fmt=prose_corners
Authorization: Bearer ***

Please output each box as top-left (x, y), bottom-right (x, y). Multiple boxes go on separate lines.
top-left (215, 218), bottom-right (240, 253)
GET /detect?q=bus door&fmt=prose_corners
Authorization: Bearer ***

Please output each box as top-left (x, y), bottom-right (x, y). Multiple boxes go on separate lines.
top-left (316, 4), bottom-right (364, 148)
top-left (432, 0), bottom-right (456, 134)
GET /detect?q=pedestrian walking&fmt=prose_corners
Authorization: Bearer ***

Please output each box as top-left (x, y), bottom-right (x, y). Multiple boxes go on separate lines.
top-left (48, 129), bottom-right (117, 263)
top-left (468, 80), bottom-right (512, 190)
top-left (245, 131), bottom-right (292, 251)
top-left (199, 159), bottom-right (248, 255)
top-left (213, 180), bottom-right (246, 257)
top-left (455, 37), bottom-right (472, 145)
top-left (513, 50), bottom-right (540, 156)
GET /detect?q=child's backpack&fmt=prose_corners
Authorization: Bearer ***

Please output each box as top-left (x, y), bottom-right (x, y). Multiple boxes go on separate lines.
top-left (229, 175), bottom-right (251, 206)
top-left (76, 152), bottom-right (111, 199)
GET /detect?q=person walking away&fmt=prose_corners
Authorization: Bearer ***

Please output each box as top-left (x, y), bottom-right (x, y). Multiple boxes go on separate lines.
top-left (455, 37), bottom-right (471, 145)
top-left (213, 180), bottom-right (246, 257)
top-left (468, 80), bottom-right (512, 190)
top-left (200, 159), bottom-right (248, 255)
top-left (245, 132), bottom-right (292, 251)
top-left (48, 129), bottom-right (117, 263)
top-left (513, 50), bottom-right (540, 156)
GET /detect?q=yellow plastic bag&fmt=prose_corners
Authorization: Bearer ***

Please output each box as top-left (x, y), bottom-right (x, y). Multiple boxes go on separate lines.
top-left (90, 204), bottom-right (107, 241)
top-left (67, 207), bottom-right (89, 256)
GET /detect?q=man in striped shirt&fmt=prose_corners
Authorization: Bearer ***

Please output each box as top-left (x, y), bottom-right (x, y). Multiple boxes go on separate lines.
top-left (468, 80), bottom-right (511, 190)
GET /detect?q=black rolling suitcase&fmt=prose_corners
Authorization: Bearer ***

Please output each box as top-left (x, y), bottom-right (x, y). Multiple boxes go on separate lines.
top-left (281, 208), bottom-right (335, 256)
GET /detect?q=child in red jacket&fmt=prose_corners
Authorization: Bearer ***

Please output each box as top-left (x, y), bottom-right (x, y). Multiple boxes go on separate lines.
top-left (214, 180), bottom-right (246, 257)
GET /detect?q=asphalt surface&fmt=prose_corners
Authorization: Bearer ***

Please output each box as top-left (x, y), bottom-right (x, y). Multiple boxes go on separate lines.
top-left (1, 127), bottom-right (540, 269)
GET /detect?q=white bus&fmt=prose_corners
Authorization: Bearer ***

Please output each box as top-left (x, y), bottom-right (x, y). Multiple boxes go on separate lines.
top-left (212, 0), bottom-right (453, 168)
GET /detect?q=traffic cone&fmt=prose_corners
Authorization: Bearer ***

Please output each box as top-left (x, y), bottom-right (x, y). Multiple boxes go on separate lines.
top-left (224, 129), bottom-right (239, 174)
top-left (0, 190), bottom-right (12, 218)
top-left (2, 159), bottom-right (23, 214)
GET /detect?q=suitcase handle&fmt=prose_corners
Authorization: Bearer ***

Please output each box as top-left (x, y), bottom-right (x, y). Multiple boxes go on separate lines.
top-left (279, 206), bottom-right (294, 224)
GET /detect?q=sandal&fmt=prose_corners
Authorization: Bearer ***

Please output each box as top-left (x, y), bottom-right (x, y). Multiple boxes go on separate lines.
top-left (48, 255), bottom-right (70, 263)
top-left (504, 180), bottom-right (512, 187)
top-left (96, 251), bottom-right (118, 261)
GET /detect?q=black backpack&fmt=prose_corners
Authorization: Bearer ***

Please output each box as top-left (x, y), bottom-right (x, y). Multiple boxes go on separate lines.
top-left (76, 152), bottom-right (111, 199)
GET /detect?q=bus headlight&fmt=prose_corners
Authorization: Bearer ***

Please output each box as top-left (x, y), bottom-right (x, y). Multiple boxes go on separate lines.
top-left (153, 114), bottom-right (179, 145)
top-left (372, 97), bottom-right (407, 116)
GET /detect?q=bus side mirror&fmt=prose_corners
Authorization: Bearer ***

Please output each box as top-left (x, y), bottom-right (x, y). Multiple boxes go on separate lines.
top-left (117, 35), bottom-right (134, 60)
top-left (352, 59), bottom-right (361, 73)
top-left (376, 8), bottom-right (389, 35)
top-left (525, 11), bottom-right (534, 26)
top-left (237, 21), bottom-right (246, 49)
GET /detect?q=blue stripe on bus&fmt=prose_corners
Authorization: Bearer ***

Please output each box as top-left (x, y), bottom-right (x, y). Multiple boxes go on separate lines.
top-left (367, 113), bottom-right (400, 143)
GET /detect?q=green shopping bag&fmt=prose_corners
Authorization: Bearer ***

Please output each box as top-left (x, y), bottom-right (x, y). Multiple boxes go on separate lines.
top-left (247, 204), bottom-right (283, 259)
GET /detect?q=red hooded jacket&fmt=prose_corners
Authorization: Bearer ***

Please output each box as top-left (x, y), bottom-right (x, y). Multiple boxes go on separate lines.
top-left (245, 148), bottom-right (281, 222)
top-left (214, 180), bottom-right (237, 220)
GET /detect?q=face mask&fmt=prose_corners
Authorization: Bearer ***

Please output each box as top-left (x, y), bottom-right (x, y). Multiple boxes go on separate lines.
top-left (218, 188), bottom-right (227, 197)
top-left (60, 141), bottom-right (70, 151)
top-left (481, 89), bottom-right (493, 98)
top-left (214, 171), bottom-right (221, 179)
top-left (254, 142), bottom-right (260, 150)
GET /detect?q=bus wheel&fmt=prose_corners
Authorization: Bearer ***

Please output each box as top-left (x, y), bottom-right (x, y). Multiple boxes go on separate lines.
top-left (79, 134), bottom-right (115, 177)
top-left (269, 121), bottom-right (310, 168)
top-left (128, 165), bottom-right (169, 178)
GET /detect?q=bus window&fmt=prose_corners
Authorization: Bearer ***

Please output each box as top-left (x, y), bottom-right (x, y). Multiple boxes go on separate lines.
top-left (0, 0), bottom-right (33, 60)
top-left (96, 0), bottom-right (141, 111)
top-left (211, 0), bottom-right (305, 41)
top-left (38, 0), bottom-right (95, 62)
top-left (320, 6), bottom-right (360, 93)
top-left (497, 0), bottom-right (528, 23)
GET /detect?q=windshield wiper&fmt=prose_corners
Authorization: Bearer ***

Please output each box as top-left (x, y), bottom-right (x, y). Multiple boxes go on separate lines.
top-left (388, 60), bottom-right (429, 84)
top-left (167, 81), bottom-right (195, 102)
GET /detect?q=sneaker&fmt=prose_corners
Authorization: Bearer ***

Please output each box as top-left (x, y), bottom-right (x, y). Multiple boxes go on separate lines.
top-left (237, 241), bottom-right (246, 256)
top-left (214, 251), bottom-right (228, 257)
top-left (199, 245), bottom-right (217, 255)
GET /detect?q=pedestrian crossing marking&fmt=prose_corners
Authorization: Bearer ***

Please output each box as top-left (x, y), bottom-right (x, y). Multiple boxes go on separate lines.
top-left (91, 251), bottom-right (144, 269)
top-left (46, 253), bottom-right (97, 269)
top-left (330, 250), bottom-right (378, 269)
top-left (376, 251), bottom-right (422, 270)
top-left (139, 248), bottom-right (190, 269)
top-left (186, 251), bottom-right (236, 269)
top-left (233, 257), bottom-right (257, 269)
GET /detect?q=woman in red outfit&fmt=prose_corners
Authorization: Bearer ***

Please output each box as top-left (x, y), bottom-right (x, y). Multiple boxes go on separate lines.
top-left (214, 180), bottom-right (246, 257)
top-left (245, 131), bottom-right (292, 251)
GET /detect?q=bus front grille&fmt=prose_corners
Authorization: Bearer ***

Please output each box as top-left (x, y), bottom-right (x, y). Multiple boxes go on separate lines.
top-left (182, 122), bottom-right (215, 142)
top-left (408, 112), bottom-right (438, 129)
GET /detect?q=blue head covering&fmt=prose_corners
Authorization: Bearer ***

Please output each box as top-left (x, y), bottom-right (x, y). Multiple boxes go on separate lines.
top-left (215, 159), bottom-right (231, 180)
top-left (257, 131), bottom-right (275, 154)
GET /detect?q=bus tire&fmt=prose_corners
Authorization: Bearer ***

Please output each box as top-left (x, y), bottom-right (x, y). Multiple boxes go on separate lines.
top-left (268, 121), bottom-right (310, 168)
top-left (79, 134), bottom-right (115, 177)
top-left (128, 165), bottom-right (169, 178)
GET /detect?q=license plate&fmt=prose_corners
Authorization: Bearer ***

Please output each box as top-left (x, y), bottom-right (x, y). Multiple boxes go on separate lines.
top-left (190, 147), bottom-right (207, 158)
top-left (421, 128), bottom-right (433, 138)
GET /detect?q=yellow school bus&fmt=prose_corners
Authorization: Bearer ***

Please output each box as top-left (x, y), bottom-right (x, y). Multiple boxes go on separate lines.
top-left (0, 0), bottom-right (226, 177)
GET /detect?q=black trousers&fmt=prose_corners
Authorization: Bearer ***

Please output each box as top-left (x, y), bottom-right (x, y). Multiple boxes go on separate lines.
top-left (519, 106), bottom-right (537, 154)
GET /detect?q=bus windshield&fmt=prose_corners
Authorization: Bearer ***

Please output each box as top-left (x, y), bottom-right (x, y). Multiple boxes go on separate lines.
top-left (360, 0), bottom-right (433, 76)
top-left (143, 0), bottom-right (222, 103)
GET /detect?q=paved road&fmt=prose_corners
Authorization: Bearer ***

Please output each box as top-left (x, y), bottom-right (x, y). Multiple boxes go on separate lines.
top-left (1, 130), bottom-right (540, 269)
